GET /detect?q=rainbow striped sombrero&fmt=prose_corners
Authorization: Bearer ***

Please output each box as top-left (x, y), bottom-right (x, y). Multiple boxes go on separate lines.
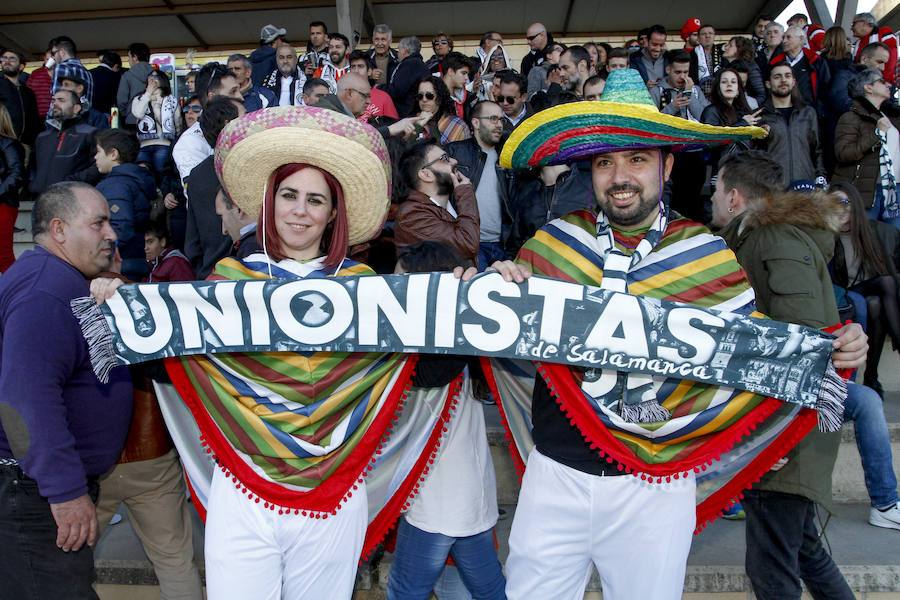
top-left (499, 69), bottom-right (767, 169)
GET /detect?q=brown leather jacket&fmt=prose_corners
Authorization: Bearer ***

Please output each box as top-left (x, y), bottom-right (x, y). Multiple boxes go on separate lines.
top-left (394, 184), bottom-right (480, 265)
top-left (117, 367), bottom-right (174, 464)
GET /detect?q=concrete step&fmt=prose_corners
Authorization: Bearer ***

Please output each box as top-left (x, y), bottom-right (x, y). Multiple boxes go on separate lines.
top-left (92, 501), bottom-right (900, 596)
top-left (14, 200), bottom-right (34, 258)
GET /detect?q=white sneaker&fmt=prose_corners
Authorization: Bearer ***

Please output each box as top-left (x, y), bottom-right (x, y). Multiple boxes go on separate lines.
top-left (869, 504), bottom-right (900, 530)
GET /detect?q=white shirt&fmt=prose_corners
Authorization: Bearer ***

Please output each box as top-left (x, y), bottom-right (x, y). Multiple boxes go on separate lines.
top-left (172, 121), bottom-right (213, 186)
top-left (279, 76), bottom-right (294, 106)
top-left (405, 373), bottom-right (498, 537)
top-left (429, 196), bottom-right (457, 218)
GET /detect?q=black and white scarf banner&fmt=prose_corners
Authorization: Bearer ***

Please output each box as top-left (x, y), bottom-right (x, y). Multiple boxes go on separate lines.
top-left (72, 272), bottom-right (844, 426)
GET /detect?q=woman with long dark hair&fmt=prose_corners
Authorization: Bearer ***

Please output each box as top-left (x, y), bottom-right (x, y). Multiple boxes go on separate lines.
top-left (131, 70), bottom-right (183, 177)
top-left (721, 36), bottom-right (766, 105)
top-left (701, 68), bottom-right (763, 186)
top-left (830, 181), bottom-right (900, 395)
top-left (415, 75), bottom-right (470, 144)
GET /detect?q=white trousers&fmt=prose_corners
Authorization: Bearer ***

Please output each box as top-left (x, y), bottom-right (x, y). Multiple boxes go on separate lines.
top-left (204, 468), bottom-right (367, 600)
top-left (505, 449), bottom-right (696, 600)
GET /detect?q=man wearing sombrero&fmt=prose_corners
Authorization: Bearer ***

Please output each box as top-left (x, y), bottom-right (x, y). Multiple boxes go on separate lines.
top-left (485, 69), bottom-right (868, 599)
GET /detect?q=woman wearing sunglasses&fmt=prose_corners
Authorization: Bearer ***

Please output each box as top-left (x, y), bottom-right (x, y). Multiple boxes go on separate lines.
top-left (415, 75), bottom-right (470, 145)
top-left (181, 95), bottom-right (202, 128)
top-left (426, 32), bottom-right (454, 75)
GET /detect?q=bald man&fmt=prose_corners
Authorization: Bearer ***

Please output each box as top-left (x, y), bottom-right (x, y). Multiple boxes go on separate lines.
top-left (313, 72), bottom-right (372, 118)
top-left (521, 23), bottom-right (554, 77)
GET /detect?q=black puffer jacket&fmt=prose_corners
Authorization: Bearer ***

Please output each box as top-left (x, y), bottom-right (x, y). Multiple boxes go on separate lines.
top-left (757, 99), bottom-right (826, 184)
top-left (386, 52), bottom-right (429, 118)
top-left (0, 136), bottom-right (25, 207)
top-left (507, 163), bottom-right (595, 254)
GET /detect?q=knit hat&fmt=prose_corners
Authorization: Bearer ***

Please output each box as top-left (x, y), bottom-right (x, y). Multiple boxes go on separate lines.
top-left (499, 69), bottom-right (767, 169)
top-left (215, 106), bottom-right (391, 246)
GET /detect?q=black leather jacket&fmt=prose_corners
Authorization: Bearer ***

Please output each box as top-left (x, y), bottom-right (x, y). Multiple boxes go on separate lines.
top-left (446, 137), bottom-right (514, 245)
top-left (0, 136), bottom-right (25, 207)
top-left (506, 162), bottom-right (595, 254)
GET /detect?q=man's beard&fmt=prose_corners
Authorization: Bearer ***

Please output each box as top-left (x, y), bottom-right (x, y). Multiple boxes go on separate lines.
top-left (478, 125), bottom-right (500, 147)
top-left (597, 183), bottom-right (660, 227)
top-left (564, 74), bottom-right (581, 93)
top-left (771, 85), bottom-right (793, 98)
top-left (50, 107), bottom-right (74, 120)
top-left (279, 66), bottom-right (295, 77)
top-left (1, 66), bottom-right (17, 78)
top-left (434, 169), bottom-right (455, 196)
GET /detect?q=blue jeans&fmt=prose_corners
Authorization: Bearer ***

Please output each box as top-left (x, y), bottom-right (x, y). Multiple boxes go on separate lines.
top-left (847, 290), bottom-right (868, 330)
top-left (434, 567), bottom-right (472, 600)
top-left (136, 144), bottom-right (172, 178)
top-left (477, 241), bottom-right (507, 272)
top-left (844, 382), bottom-right (900, 509)
top-left (387, 517), bottom-right (506, 600)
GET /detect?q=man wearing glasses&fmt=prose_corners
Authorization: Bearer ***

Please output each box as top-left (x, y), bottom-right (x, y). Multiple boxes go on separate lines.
top-left (447, 100), bottom-right (513, 270)
top-left (47, 37), bottom-right (93, 126)
top-left (521, 23), bottom-right (555, 78)
top-left (395, 142), bottom-right (478, 265)
top-left (316, 72), bottom-right (371, 118)
top-left (852, 12), bottom-right (898, 85)
top-left (476, 32), bottom-right (505, 70)
top-left (495, 71), bottom-right (530, 134)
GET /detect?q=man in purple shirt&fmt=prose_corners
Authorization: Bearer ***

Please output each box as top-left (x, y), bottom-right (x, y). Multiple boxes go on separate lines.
top-left (0, 181), bottom-right (132, 600)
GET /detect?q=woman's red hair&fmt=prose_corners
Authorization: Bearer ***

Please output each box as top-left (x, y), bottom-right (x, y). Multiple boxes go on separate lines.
top-left (257, 163), bottom-right (349, 269)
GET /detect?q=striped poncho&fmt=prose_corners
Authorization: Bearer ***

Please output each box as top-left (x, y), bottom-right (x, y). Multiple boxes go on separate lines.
top-left (159, 254), bottom-right (461, 558)
top-left (485, 210), bottom-right (820, 528)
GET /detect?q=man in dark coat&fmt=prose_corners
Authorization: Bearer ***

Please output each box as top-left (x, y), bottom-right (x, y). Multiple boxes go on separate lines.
top-left (183, 103), bottom-right (237, 278)
top-left (249, 24), bottom-right (287, 88)
top-left (30, 90), bottom-right (100, 195)
top-left (520, 23), bottom-right (554, 78)
top-left (770, 26), bottom-right (831, 114)
top-left (386, 37), bottom-right (429, 118)
top-left (0, 49), bottom-right (40, 145)
top-left (89, 51), bottom-right (122, 115)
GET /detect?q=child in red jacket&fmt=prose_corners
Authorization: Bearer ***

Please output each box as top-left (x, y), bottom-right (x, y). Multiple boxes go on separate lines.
top-left (144, 221), bottom-right (194, 282)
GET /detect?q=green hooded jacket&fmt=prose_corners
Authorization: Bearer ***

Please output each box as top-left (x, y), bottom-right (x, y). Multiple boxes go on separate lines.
top-left (718, 190), bottom-right (844, 509)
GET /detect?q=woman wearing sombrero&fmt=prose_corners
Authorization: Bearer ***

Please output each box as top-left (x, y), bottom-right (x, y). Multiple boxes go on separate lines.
top-left (92, 106), bottom-right (461, 599)
top-left (482, 69), bottom-right (866, 599)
